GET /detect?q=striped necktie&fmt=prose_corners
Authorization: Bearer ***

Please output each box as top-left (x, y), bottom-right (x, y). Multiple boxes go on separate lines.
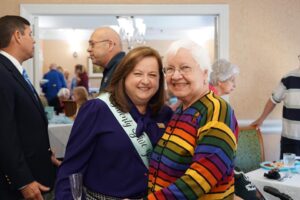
top-left (22, 69), bottom-right (38, 99)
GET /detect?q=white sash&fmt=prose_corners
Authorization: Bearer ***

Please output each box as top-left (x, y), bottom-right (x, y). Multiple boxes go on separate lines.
top-left (97, 93), bottom-right (153, 168)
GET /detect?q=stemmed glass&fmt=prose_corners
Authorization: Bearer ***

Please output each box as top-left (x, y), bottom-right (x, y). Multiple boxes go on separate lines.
top-left (69, 173), bottom-right (83, 200)
top-left (283, 153), bottom-right (296, 178)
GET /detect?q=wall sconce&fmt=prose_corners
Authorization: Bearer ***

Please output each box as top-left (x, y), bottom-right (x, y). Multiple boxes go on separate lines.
top-left (73, 51), bottom-right (78, 58)
top-left (68, 29), bottom-right (80, 58)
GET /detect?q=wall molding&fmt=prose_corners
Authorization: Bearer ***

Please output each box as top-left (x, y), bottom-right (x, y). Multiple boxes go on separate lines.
top-left (238, 119), bottom-right (282, 135)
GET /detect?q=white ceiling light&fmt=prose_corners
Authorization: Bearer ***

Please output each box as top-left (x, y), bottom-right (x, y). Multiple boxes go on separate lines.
top-left (117, 16), bottom-right (146, 49)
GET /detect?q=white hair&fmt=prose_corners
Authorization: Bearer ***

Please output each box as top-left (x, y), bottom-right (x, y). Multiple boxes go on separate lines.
top-left (165, 39), bottom-right (211, 73)
top-left (49, 63), bottom-right (57, 70)
top-left (57, 88), bottom-right (70, 99)
top-left (210, 59), bottom-right (239, 86)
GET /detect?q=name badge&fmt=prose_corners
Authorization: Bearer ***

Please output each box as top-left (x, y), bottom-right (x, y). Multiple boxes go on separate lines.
top-left (157, 123), bottom-right (165, 129)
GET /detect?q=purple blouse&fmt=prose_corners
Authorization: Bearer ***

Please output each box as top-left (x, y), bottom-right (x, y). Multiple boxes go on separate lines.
top-left (55, 98), bottom-right (173, 199)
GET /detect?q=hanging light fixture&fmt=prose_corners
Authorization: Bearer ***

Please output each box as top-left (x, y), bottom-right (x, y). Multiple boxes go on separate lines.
top-left (117, 16), bottom-right (146, 49)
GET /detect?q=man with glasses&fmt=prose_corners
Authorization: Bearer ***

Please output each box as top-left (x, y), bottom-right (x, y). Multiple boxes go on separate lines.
top-left (87, 27), bottom-right (125, 92)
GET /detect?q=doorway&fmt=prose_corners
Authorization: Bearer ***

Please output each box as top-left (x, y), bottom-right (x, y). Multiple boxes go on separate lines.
top-left (20, 4), bottom-right (229, 89)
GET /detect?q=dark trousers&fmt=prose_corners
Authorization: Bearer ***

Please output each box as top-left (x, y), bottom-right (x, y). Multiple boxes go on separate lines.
top-left (280, 136), bottom-right (300, 159)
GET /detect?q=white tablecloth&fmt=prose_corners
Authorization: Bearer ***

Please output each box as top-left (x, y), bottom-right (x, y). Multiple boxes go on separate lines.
top-left (48, 124), bottom-right (73, 158)
top-left (246, 168), bottom-right (300, 200)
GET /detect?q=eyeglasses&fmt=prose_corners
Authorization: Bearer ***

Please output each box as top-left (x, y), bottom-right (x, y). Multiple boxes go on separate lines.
top-left (163, 66), bottom-right (193, 76)
top-left (88, 40), bottom-right (112, 48)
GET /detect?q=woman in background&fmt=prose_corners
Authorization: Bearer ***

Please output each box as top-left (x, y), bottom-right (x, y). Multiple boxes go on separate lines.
top-left (72, 86), bottom-right (89, 117)
top-left (75, 64), bottom-right (89, 92)
top-left (55, 46), bottom-right (173, 200)
top-left (50, 88), bottom-right (70, 115)
top-left (209, 59), bottom-right (264, 200)
top-left (209, 58), bottom-right (239, 96)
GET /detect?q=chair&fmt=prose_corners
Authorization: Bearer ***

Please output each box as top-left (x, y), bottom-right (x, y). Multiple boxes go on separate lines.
top-left (63, 100), bottom-right (77, 117)
top-left (235, 126), bottom-right (265, 173)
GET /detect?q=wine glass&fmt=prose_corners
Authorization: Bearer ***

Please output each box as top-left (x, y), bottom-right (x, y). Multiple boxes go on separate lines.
top-left (283, 153), bottom-right (296, 177)
top-left (69, 173), bottom-right (83, 200)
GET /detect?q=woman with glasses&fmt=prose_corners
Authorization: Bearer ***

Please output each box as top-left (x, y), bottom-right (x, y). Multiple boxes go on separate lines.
top-left (210, 59), bottom-right (240, 96)
top-left (55, 46), bottom-right (173, 200)
top-left (147, 40), bottom-right (238, 199)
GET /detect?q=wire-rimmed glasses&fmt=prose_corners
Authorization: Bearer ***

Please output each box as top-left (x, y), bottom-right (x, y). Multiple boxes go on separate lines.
top-left (88, 40), bottom-right (112, 48)
top-left (163, 65), bottom-right (193, 76)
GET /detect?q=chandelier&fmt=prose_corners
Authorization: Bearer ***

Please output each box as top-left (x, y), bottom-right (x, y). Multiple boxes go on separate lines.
top-left (117, 16), bottom-right (146, 49)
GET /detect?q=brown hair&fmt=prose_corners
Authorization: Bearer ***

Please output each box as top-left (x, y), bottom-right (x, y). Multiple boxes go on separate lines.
top-left (0, 15), bottom-right (30, 48)
top-left (73, 86), bottom-right (88, 106)
top-left (75, 64), bottom-right (86, 73)
top-left (106, 46), bottom-right (165, 115)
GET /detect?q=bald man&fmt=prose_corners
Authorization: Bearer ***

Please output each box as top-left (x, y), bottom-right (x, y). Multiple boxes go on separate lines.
top-left (87, 27), bottom-right (125, 92)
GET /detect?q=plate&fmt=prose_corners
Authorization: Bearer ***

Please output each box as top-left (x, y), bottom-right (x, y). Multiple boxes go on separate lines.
top-left (260, 160), bottom-right (300, 171)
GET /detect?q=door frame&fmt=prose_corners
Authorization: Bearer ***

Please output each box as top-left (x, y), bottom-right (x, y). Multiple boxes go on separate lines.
top-left (20, 4), bottom-right (229, 88)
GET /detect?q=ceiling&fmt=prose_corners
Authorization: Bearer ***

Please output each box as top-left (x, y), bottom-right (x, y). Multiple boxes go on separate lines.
top-left (38, 15), bottom-right (216, 41)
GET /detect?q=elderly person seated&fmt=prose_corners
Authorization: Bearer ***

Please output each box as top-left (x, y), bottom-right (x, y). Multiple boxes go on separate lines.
top-left (209, 58), bottom-right (239, 96)
top-left (49, 88), bottom-right (70, 115)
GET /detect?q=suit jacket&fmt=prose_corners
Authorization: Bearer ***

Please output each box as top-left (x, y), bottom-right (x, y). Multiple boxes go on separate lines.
top-left (0, 54), bottom-right (56, 199)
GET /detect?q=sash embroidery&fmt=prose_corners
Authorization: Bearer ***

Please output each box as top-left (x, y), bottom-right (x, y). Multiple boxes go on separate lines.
top-left (97, 93), bottom-right (153, 168)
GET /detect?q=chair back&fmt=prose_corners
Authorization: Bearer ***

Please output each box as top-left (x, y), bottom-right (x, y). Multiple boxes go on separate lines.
top-left (235, 126), bottom-right (265, 173)
top-left (63, 100), bottom-right (77, 117)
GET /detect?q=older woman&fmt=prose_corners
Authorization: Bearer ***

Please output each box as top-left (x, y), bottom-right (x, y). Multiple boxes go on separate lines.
top-left (55, 46), bottom-right (173, 200)
top-left (147, 40), bottom-right (238, 199)
top-left (210, 59), bottom-right (239, 96)
top-left (50, 88), bottom-right (70, 115)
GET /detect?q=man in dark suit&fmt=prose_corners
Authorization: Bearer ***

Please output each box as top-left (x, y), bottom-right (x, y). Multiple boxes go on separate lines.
top-left (0, 15), bottom-right (56, 200)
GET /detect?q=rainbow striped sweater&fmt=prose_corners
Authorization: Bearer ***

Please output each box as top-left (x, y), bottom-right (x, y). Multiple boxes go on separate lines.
top-left (148, 91), bottom-right (238, 200)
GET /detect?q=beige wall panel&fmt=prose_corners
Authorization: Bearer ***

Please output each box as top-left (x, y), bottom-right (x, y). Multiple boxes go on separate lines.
top-left (1, 0), bottom-right (300, 120)
top-left (41, 40), bottom-right (103, 88)
top-left (42, 40), bottom-right (89, 75)
top-left (229, 0), bottom-right (300, 119)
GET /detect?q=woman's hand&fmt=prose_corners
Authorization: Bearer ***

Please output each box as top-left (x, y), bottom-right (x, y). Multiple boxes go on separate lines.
top-left (50, 149), bottom-right (62, 166)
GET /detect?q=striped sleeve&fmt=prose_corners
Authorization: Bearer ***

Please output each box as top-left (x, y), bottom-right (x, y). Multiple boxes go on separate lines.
top-left (148, 92), bottom-right (238, 199)
top-left (271, 81), bottom-right (286, 104)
